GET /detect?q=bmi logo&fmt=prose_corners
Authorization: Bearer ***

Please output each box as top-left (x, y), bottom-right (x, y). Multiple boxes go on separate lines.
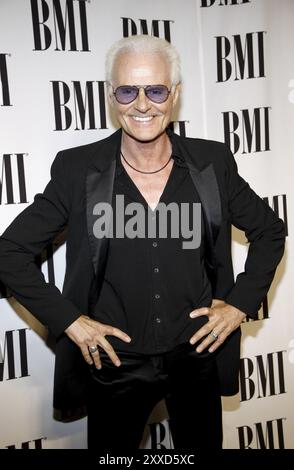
top-left (0, 53), bottom-right (12, 106)
top-left (239, 350), bottom-right (286, 401)
top-left (216, 31), bottom-right (266, 82)
top-left (51, 80), bottom-right (107, 130)
top-left (30, 0), bottom-right (90, 51)
top-left (121, 17), bottom-right (174, 42)
top-left (237, 417), bottom-right (286, 449)
top-left (0, 328), bottom-right (30, 381)
top-left (222, 106), bottom-right (271, 155)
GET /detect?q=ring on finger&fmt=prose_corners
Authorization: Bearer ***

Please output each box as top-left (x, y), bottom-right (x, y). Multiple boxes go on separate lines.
top-left (89, 345), bottom-right (98, 354)
top-left (210, 330), bottom-right (218, 341)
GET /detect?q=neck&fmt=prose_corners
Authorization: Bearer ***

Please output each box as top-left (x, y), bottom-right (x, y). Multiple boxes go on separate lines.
top-left (121, 130), bottom-right (171, 168)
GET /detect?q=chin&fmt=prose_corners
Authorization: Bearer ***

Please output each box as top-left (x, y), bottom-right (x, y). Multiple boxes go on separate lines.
top-left (124, 127), bottom-right (166, 143)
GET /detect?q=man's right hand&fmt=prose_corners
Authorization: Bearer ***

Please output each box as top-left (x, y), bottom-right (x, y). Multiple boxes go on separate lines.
top-left (64, 315), bottom-right (131, 369)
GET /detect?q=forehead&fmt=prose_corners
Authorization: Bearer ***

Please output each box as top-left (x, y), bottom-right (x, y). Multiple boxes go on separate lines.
top-left (112, 51), bottom-right (171, 85)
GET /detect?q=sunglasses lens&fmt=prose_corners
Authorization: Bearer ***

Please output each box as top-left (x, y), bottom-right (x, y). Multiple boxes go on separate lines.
top-left (115, 86), bottom-right (138, 104)
top-left (114, 85), bottom-right (170, 104)
top-left (146, 85), bottom-right (169, 103)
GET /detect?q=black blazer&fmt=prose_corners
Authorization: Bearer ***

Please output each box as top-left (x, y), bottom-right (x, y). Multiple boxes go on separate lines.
top-left (0, 129), bottom-right (285, 419)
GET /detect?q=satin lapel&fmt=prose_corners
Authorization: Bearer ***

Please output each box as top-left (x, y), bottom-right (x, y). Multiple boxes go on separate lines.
top-left (186, 162), bottom-right (222, 248)
top-left (167, 129), bottom-right (222, 248)
top-left (86, 160), bottom-right (116, 276)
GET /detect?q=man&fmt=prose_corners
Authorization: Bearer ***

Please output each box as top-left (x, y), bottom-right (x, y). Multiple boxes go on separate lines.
top-left (0, 35), bottom-right (285, 450)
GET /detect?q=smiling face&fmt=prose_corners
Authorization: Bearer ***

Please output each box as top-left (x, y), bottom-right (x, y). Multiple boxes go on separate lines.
top-left (108, 51), bottom-right (180, 143)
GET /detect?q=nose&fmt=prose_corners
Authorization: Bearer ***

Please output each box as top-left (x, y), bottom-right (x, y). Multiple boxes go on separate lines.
top-left (134, 87), bottom-right (151, 113)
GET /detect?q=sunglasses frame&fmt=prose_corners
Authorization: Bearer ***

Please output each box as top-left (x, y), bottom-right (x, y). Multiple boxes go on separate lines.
top-left (112, 84), bottom-right (171, 104)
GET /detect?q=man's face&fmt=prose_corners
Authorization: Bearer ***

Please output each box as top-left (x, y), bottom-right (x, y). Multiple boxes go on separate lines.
top-left (108, 52), bottom-right (180, 143)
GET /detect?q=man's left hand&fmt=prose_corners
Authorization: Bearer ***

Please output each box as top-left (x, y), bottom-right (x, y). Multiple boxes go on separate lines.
top-left (189, 299), bottom-right (246, 353)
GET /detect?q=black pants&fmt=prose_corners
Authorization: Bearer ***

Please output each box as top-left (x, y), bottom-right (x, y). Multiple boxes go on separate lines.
top-left (87, 342), bottom-right (222, 450)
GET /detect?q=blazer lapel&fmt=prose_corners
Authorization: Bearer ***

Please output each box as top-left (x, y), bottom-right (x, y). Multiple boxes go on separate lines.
top-left (186, 162), bottom-right (222, 247)
top-left (186, 161), bottom-right (222, 291)
top-left (86, 161), bottom-right (116, 276)
top-left (86, 130), bottom-right (121, 276)
top-left (168, 130), bottom-right (222, 252)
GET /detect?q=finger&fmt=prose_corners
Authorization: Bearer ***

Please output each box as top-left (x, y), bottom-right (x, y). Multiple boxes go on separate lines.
top-left (98, 338), bottom-right (121, 367)
top-left (189, 307), bottom-right (211, 318)
top-left (80, 345), bottom-right (94, 365)
top-left (196, 326), bottom-right (228, 353)
top-left (103, 325), bottom-right (131, 343)
top-left (189, 322), bottom-right (217, 345)
top-left (195, 333), bottom-right (217, 353)
top-left (208, 328), bottom-right (230, 353)
top-left (89, 349), bottom-right (102, 369)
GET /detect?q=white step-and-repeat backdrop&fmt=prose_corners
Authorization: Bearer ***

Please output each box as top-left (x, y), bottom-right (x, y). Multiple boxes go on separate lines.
top-left (0, 0), bottom-right (293, 449)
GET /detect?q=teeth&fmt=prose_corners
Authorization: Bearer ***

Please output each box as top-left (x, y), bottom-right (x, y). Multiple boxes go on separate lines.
top-left (132, 116), bottom-right (153, 122)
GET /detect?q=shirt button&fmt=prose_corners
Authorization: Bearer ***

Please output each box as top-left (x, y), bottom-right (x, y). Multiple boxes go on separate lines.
top-left (154, 267), bottom-right (159, 273)
top-left (155, 317), bottom-right (161, 323)
top-left (152, 242), bottom-right (158, 248)
top-left (155, 294), bottom-right (160, 299)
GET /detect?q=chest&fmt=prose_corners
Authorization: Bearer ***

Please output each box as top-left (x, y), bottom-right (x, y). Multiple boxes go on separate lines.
top-left (123, 162), bottom-right (174, 210)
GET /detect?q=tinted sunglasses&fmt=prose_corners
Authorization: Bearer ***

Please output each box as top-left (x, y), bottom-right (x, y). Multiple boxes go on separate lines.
top-left (112, 85), bottom-right (171, 104)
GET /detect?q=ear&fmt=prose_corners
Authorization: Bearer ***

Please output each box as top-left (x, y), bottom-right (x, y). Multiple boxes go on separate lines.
top-left (107, 84), bottom-right (115, 107)
top-left (172, 82), bottom-right (181, 106)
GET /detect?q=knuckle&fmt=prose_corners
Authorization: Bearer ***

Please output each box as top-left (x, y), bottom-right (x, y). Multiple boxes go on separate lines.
top-left (93, 337), bottom-right (102, 346)
top-left (83, 336), bottom-right (93, 346)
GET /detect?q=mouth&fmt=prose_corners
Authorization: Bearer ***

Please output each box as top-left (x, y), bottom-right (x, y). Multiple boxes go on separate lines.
top-left (130, 115), bottom-right (156, 123)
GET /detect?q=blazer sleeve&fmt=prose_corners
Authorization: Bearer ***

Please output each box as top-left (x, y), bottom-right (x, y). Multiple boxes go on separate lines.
top-left (222, 146), bottom-right (286, 318)
top-left (0, 151), bottom-right (82, 337)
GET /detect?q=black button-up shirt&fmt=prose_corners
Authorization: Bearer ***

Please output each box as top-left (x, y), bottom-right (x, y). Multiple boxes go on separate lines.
top-left (93, 140), bottom-right (212, 354)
